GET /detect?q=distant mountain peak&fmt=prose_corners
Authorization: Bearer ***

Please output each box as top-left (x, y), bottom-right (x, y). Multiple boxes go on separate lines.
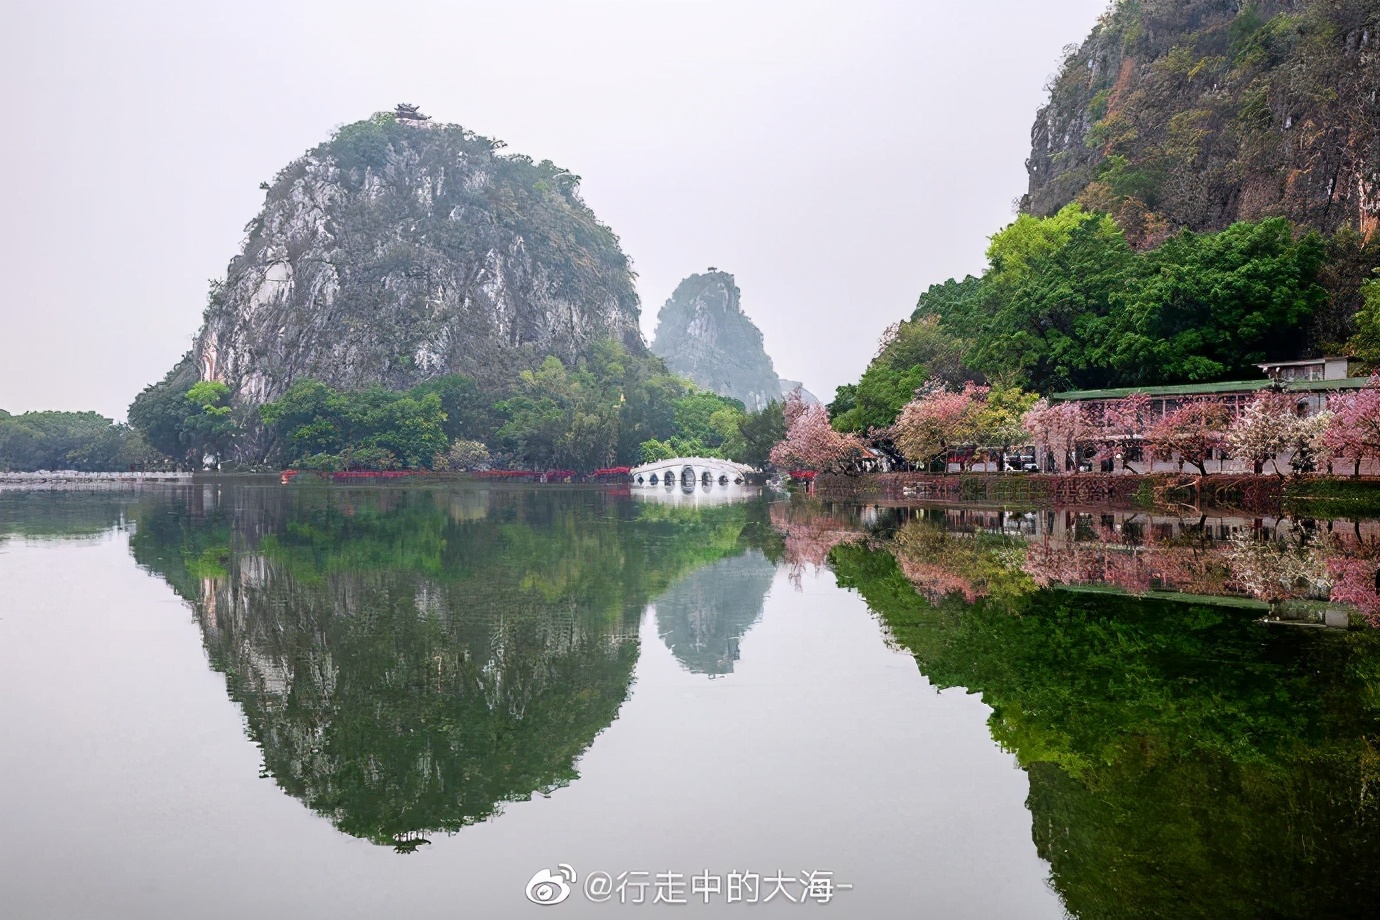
top-left (650, 270), bottom-right (808, 411)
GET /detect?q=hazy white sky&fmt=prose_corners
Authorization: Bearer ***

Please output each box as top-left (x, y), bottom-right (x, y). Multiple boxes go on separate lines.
top-left (0, 0), bottom-right (1107, 420)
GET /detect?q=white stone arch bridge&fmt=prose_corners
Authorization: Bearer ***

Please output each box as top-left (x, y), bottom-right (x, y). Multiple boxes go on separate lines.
top-left (630, 457), bottom-right (754, 489)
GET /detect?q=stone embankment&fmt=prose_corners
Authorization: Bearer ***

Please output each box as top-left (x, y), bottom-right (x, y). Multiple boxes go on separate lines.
top-left (813, 472), bottom-right (1288, 511)
top-left (0, 472), bottom-right (194, 491)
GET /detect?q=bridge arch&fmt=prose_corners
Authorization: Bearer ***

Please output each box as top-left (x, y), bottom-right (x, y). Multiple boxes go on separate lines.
top-left (630, 457), bottom-right (754, 490)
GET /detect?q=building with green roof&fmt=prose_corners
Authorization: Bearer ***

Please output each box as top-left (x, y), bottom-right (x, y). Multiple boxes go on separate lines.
top-left (1043, 357), bottom-right (1370, 474)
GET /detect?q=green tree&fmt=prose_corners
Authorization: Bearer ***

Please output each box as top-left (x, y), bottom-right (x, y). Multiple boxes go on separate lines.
top-left (735, 401), bottom-right (787, 469)
top-left (672, 391), bottom-right (746, 447)
top-left (259, 380), bottom-right (341, 458)
top-left (0, 411), bottom-right (160, 472)
top-left (1344, 278), bottom-right (1380, 367)
top-left (841, 211), bottom-right (1335, 402)
top-left (586, 341), bottom-right (687, 462)
top-left (260, 380), bottom-right (448, 470)
top-left (127, 353), bottom-right (200, 464)
top-left (638, 439), bottom-right (677, 463)
top-left (831, 316), bottom-right (969, 433)
top-left (1104, 219), bottom-right (1328, 383)
top-left (182, 381), bottom-right (237, 466)
top-left (407, 375), bottom-right (500, 444)
top-left (910, 275), bottom-right (986, 337)
top-left (969, 204), bottom-right (1137, 391)
top-left (496, 356), bottom-right (620, 470)
top-left (972, 384), bottom-right (1040, 452)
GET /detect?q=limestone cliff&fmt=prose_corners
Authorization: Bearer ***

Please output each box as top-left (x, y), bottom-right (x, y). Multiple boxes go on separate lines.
top-left (1023, 0), bottom-right (1379, 246)
top-left (649, 271), bottom-right (788, 411)
top-left (193, 109), bottom-right (643, 406)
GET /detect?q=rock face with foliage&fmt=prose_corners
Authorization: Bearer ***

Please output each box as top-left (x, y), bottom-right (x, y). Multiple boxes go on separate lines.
top-left (650, 271), bottom-right (788, 411)
top-left (192, 111), bottom-right (643, 414)
top-left (829, 0), bottom-right (1380, 418)
top-left (1025, 0), bottom-right (1379, 246)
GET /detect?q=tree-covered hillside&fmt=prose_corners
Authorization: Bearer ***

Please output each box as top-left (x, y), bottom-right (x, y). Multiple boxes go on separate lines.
top-left (1027, 0), bottom-right (1380, 354)
top-left (833, 0), bottom-right (1380, 427)
top-left (1026, 0), bottom-right (1378, 245)
top-left (128, 341), bottom-right (786, 472)
top-left (168, 108), bottom-right (653, 462)
top-left (832, 209), bottom-right (1335, 428)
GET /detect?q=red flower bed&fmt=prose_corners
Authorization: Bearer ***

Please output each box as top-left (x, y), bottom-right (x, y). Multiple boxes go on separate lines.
top-left (476, 469), bottom-right (578, 480)
top-left (282, 468), bottom-right (598, 483)
top-left (330, 470), bottom-right (416, 479)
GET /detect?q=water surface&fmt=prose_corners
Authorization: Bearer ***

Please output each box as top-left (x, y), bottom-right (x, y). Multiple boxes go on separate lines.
top-left (1, 483), bottom-right (1377, 918)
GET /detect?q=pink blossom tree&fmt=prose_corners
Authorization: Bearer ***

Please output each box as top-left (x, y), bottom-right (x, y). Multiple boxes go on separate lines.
top-left (769, 395), bottom-right (867, 475)
top-left (1094, 392), bottom-right (1154, 473)
top-left (768, 501), bottom-right (865, 579)
top-left (1326, 555), bottom-right (1380, 627)
top-left (1225, 391), bottom-right (1295, 475)
top-left (1022, 399), bottom-right (1090, 472)
top-left (1145, 399), bottom-right (1231, 476)
top-left (782, 387), bottom-right (810, 429)
top-left (892, 382), bottom-right (988, 472)
top-left (1325, 376), bottom-right (1380, 477)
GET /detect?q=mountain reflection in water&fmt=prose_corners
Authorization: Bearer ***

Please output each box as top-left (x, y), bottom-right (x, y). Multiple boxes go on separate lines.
top-left (119, 484), bottom-right (782, 850)
top-left (652, 551), bottom-right (775, 675)
top-left (3, 484), bottom-right (1377, 917)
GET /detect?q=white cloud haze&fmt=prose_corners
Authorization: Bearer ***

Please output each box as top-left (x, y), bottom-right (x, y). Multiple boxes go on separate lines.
top-left (0, 0), bottom-right (1108, 419)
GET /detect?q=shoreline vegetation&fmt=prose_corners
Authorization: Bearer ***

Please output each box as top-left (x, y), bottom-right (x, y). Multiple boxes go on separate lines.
top-left (811, 470), bottom-right (1380, 517)
top-left (4, 467), bottom-right (1378, 543)
top-left (0, 344), bottom-right (788, 477)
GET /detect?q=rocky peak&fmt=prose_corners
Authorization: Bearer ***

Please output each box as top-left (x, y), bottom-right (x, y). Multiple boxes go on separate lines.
top-left (193, 110), bottom-right (643, 408)
top-left (650, 271), bottom-right (787, 411)
top-left (1022, 0), bottom-right (1379, 245)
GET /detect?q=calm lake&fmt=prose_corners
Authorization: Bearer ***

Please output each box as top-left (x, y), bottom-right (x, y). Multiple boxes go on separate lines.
top-left (1, 481), bottom-right (1377, 919)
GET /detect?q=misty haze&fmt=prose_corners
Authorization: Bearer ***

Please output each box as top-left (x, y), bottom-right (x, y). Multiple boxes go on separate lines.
top-left (3, 2), bottom-right (1379, 918)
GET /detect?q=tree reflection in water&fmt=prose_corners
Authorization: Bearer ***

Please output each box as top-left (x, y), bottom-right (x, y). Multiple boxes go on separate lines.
top-left (772, 497), bottom-right (1380, 917)
top-left (0, 491), bottom-right (133, 545)
top-left (774, 499), bottom-right (1380, 625)
top-left (128, 485), bottom-right (781, 849)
